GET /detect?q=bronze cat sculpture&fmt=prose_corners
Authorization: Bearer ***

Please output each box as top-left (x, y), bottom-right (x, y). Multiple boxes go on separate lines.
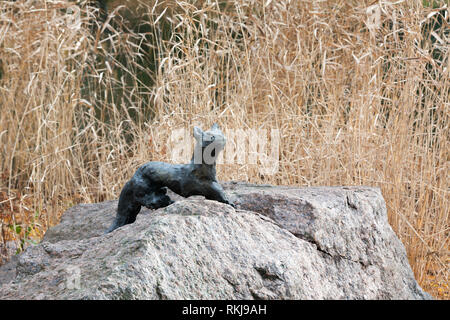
top-left (106, 123), bottom-right (234, 233)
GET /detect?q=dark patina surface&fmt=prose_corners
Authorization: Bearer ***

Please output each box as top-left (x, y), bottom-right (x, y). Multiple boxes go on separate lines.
top-left (106, 123), bottom-right (233, 233)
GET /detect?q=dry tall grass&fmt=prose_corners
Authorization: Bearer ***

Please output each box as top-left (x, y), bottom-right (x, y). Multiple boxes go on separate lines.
top-left (0, 0), bottom-right (448, 298)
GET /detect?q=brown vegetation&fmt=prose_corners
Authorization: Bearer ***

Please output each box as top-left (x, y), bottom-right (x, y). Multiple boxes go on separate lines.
top-left (0, 0), bottom-right (448, 298)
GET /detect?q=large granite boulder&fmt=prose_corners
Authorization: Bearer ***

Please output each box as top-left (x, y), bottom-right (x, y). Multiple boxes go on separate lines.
top-left (0, 182), bottom-right (431, 299)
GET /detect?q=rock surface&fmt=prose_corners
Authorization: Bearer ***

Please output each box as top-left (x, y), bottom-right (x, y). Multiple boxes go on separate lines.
top-left (0, 182), bottom-right (431, 299)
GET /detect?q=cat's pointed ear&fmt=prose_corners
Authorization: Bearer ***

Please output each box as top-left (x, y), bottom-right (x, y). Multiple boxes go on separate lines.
top-left (193, 126), bottom-right (203, 140)
top-left (211, 123), bottom-right (220, 130)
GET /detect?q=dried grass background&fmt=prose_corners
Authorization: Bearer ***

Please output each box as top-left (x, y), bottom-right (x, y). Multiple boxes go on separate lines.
top-left (0, 0), bottom-right (448, 298)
